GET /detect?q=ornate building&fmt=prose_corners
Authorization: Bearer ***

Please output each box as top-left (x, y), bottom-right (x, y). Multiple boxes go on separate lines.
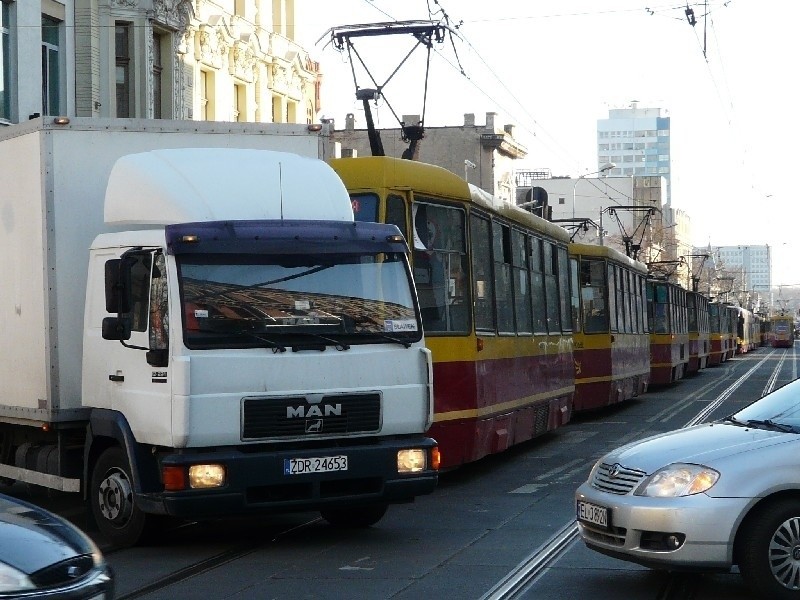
top-left (1, 0), bottom-right (320, 125)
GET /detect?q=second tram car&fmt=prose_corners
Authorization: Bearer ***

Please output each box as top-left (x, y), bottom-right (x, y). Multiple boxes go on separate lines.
top-left (687, 290), bottom-right (710, 374)
top-left (708, 302), bottom-right (736, 365)
top-left (569, 243), bottom-right (649, 411)
top-left (331, 156), bottom-right (574, 469)
top-left (647, 279), bottom-right (689, 384)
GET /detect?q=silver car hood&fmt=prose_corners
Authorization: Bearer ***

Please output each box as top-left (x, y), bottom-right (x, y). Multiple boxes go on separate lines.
top-left (603, 422), bottom-right (798, 473)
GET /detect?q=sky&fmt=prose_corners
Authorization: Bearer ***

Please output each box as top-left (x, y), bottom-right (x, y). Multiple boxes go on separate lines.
top-left (296, 0), bottom-right (800, 287)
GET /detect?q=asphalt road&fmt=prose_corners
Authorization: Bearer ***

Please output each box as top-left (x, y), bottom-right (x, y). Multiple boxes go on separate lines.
top-left (5, 345), bottom-right (796, 600)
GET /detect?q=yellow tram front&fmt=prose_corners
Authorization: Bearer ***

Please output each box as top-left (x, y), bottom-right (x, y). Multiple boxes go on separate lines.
top-left (331, 157), bottom-right (574, 469)
top-left (769, 313), bottom-right (794, 348)
top-left (569, 243), bottom-right (649, 411)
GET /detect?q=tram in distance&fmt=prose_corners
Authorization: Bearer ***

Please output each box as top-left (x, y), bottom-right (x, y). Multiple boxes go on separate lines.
top-left (328, 156), bottom-right (789, 467)
top-left (768, 312), bottom-right (795, 348)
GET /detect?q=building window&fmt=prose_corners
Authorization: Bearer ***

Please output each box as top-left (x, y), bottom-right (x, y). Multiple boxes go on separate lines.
top-left (1, 2), bottom-right (10, 121)
top-left (233, 83), bottom-right (244, 121)
top-left (152, 30), bottom-right (163, 119)
top-left (200, 70), bottom-right (214, 120)
top-left (41, 15), bottom-right (61, 116)
top-left (115, 23), bottom-right (132, 117)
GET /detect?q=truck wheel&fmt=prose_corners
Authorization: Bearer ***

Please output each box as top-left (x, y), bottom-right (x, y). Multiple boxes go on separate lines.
top-left (90, 447), bottom-right (149, 548)
top-left (739, 499), bottom-right (800, 599)
top-left (320, 504), bottom-right (388, 528)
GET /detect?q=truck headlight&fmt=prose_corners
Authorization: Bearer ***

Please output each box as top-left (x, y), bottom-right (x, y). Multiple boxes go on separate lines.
top-left (634, 463), bottom-right (719, 497)
top-left (189, 464), bottom-right (226, 489)
top-left (397, 449), bottom-right (427, 473)
top-left (0, 561), bottom-right (35, 592)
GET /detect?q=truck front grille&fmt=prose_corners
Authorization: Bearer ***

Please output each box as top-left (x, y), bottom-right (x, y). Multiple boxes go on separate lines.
top-left (242, 393), bottom-right (381, 439)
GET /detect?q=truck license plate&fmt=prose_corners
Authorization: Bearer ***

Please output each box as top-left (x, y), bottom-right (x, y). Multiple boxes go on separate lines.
top-left (576, 500), bottom-right (609, 528)
top-left (284, 455), bottom-right (348, 475)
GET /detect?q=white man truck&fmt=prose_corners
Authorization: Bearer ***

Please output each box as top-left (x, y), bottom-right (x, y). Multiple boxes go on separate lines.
top-left (0, 117), bottom-right (438, 547)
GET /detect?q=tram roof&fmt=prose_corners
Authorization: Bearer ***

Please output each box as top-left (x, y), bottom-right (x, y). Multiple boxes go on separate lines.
top-left (568, 241), bottom-right (648, 274)
top-left (330, 156), bottom-right (570, 243)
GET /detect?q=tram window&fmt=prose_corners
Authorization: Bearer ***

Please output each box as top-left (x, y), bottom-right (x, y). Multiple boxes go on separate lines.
top-left (557, 246), bottom-right (571, 333)
top-left (351, 193), bottom-right (379, 223)
top-left (386, 195), bottom-right (408, 242)
top-left (570, 258), bottom-right (581, 332)
top-left (608, 263), bottom-right (618, 332)
top-left (412, 202), bottom-right (468, 334)
top-left (624, 269), bottom-right (633, 334)
top-left (530, 237), bottom-right (547, 334)
top-left (581, 258), bottom-right (608, 333)
top-left (512, 230), bottom-right (532, 334)
top-left (688, 294), bottom-right (698, 333)
top-left (471, 214), bottom-right (494, 332)
top-left (544, 243), bottom-right (560, 333)
top-left (494, 223), bottom-right (515, 334)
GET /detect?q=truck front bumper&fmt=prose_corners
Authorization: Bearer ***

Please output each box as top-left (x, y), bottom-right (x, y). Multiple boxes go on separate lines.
top-left (136, 437), bottom-right (438, 518)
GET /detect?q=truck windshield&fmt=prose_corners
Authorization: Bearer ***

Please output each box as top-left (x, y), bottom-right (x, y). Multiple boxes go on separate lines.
top-left (177, 252), bottom-right (421, 349)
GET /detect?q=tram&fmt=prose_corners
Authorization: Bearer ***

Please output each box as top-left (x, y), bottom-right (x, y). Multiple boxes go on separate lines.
top-left (686, 290), bottom-right (710, 374)
top-left (646, 279), bottom-right (689, 385)
top-left (708, 302), bottom-right (736, 365)
top-left (736, 307), bottom-right (758, 353)
top-left (769, 313), bottom-right (794, 348)
top-left (569, 243), bottom-right (649, 411)
top-left (331, 156), bottom-right (574, 469)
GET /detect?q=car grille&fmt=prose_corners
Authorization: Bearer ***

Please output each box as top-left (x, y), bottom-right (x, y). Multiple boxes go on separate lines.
top-left (242, 393), bottom-right (381, 439)
top-left (591, 462), bottom-right (647, 495)
top-left (29, 554), bottom-right (94, 587)
top-left (580, 522), bottom-right (627, 547)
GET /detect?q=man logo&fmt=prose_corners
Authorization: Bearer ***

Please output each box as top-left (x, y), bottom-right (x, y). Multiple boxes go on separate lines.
top-left (286, 404), bottom-right (342, 419)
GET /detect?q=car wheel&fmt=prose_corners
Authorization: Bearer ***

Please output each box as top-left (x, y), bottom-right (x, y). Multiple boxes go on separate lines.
top-left (320, 504), bottom-right (388, 528)
top-left (90, 446), bottom-right (150, 548)
top-left (739, 499), bottom-right (800, 599)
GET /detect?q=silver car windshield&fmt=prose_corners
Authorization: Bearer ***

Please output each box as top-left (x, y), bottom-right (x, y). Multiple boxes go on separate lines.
top-left (177, 252), bottom-right (421, 349)
top-left (728, 380), bottom-right (800, 433)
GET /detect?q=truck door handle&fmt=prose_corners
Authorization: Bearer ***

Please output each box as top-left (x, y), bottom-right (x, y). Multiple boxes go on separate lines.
top-left (109, 374), bottom-right (124, 382)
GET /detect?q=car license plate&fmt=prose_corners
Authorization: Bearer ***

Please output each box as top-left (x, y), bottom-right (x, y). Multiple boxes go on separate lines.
top-left (577, 500), bottom-right (609, 528)
top-left (284, 455), bottom-right (348, 475)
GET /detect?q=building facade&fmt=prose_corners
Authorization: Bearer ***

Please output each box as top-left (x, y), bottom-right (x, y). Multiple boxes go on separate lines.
top-left (710, 244), bottom-right (772, 305)
top-left (1, 0), bottom-right (320, 126)
top-left (335, 111), bottom-right (527, 205)
top-left (597, 103), bottom-right (672, 210)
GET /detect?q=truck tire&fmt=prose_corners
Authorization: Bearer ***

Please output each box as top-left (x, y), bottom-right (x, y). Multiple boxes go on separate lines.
top-left (90, 446), bottom-right (150, 548)
top-left (739, 499), bottom-right (800, 599)
top-left (320, 504), bottom-right (388, 528)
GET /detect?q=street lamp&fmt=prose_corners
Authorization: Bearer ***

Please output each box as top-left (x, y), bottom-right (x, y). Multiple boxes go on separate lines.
top-left (572, 162), bottom-right (616, 220)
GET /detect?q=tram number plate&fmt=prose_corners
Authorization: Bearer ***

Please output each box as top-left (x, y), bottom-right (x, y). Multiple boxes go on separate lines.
top-left (577, 500), bottom-right (609, 528)
top-left (284, 455), bottom-right (348, 475)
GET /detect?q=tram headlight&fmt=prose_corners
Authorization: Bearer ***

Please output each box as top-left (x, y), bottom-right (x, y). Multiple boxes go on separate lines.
top-left (634, 463), bottom-right (719, 497)
top-left (397, 449), bottom-right (427, 473)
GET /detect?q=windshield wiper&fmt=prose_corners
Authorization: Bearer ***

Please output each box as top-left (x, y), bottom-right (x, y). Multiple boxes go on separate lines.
top-left (722, 415), bottom-right (747, 426)
top-left (197, 321), bottom-right (288, 352)
top-left (370, 333), bottom-right (413, 348)
top-left (744, 419), bottom-right (796, 433)
top-left (291, 332), bottom-right (350, 351)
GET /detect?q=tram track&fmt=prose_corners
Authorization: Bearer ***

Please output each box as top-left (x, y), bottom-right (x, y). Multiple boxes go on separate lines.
top-left (113, 516), bottom-right (323, 600)
top-left (481, 350), bottom-right (778, 600)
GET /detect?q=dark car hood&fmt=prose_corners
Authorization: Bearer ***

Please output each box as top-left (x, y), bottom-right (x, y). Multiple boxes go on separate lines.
top-left (0, 494), bottom-right (96, 575)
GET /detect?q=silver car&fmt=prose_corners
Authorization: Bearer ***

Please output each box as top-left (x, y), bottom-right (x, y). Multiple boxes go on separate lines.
top-left (576, 378), bottom-right (800, 599)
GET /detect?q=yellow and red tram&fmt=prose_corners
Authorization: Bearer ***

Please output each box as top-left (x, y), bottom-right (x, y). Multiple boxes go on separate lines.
top-left (686, 290), bottom-right (710, 374)
top-left (569, 243), bottom-right (649, 411)
top-left (646, 279), bottom-right (689, 385)
top-left (769, 313), bottom-right (794, 348)
top-left (331, 157), bottom-right (574, 469)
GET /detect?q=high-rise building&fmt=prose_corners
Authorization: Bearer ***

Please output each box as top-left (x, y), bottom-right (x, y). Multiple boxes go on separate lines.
top-left (597, 102), bottom-right (672, 210)
top-left (710, 244), bottom-right (772, 304)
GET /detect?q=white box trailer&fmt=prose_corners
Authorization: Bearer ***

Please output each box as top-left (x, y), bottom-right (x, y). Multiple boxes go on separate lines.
top-left (0, 118), bottom-right (437, 546)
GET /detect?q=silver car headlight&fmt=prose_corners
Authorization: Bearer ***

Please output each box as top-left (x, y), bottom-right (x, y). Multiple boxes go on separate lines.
top-left (0, 561), bottom-right (35, 592)
top-left (634, 463), bottom-right (720, 497)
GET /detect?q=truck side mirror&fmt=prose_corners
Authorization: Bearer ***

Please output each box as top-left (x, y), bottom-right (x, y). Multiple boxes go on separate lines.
top-left (105, 259), bottom-right (132, 314)
top-left (102, 316), bottom-right (132, 341)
